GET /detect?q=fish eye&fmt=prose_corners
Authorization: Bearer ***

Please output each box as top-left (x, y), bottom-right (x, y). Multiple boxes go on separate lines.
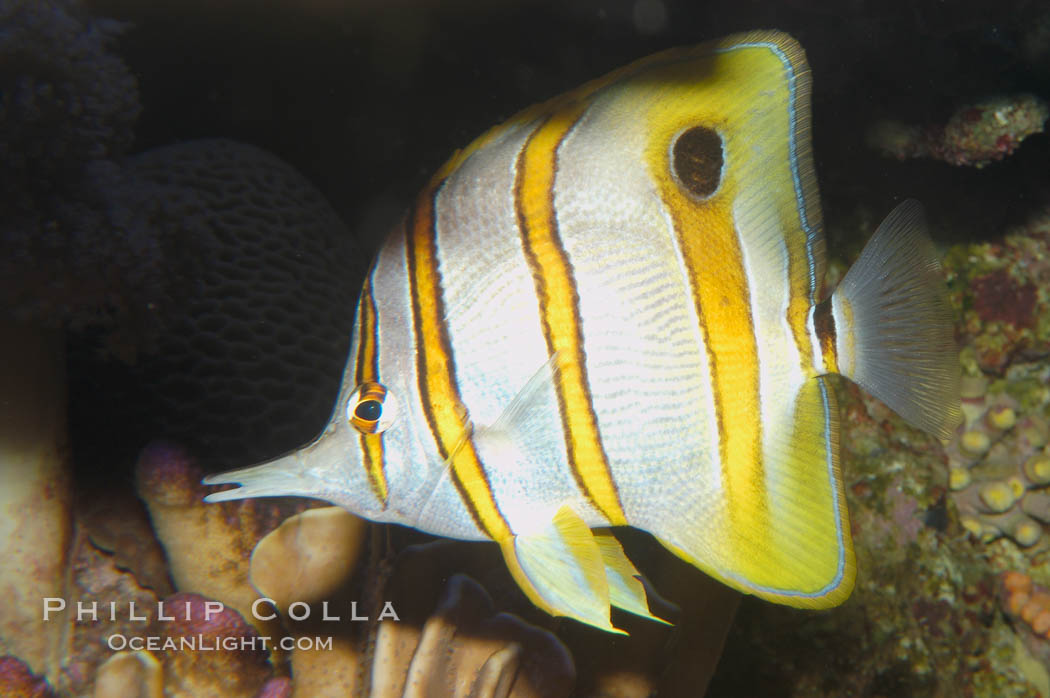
top-left (347, 381), bottom-right (398, 434)
top-left (354, 399), bottom-right (382, 422)
top-left (670, 125), bottom-right (724, 199)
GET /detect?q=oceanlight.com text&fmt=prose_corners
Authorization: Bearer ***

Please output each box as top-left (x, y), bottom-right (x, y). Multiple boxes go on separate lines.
top-left (106, 633), bottom-right (335, 652)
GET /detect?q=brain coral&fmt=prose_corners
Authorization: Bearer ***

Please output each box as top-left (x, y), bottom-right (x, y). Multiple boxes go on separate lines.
top-left (73, 139), bottom-right (368, 466)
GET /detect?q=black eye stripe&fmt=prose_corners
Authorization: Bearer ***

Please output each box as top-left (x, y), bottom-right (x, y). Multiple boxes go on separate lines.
top-left (349, 381), bottom-right (396, 435)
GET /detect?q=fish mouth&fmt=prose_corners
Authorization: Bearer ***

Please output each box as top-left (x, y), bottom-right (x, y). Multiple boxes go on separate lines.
top-left (201, 424), bottom-right (350, 505)
top-left (202, 451), bottom-right (317, 503)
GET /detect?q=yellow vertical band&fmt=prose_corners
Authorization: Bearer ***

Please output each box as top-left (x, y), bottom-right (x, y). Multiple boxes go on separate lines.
top-left (686, 208), bottom-right (765, 531)
top-left (406, 193), bottom-right (512, 541)
top-left (688, 207), bottom-right (765, 536)
top-left (646, 132), bottom-right (766, 537)
top-left (515, 108), bottom-right (627, 527)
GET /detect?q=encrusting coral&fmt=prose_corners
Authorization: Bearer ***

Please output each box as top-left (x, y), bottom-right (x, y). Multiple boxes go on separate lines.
top-left (257, 677), bottom-right (292, 697)
top-left (1002, 571), bottom-right (1050, 639)
top-left (153, 592), bottom-right (272, 698)
top-left (77, 490), bottom-right (173, 600)
top-left (0, 655), bottom-right (56, 698)
top-left (249, 506), bottom-right (369, 614)
top-left (59, 520), bottom-right (164, 695)
top-left (938, 208), bottom-right (1050, 553)
top-left (134, 441), bottom-right (311, 640)
top-left (0, 324), bottom-right (71, 685)
top-left (946, 378), bottom-right (1050, 548)
top-left (944, 209), bottom-right (1050, 375)
top-left (92, 651), bottom-right (162, 698)
top-left (1000, 570), bottom-right (1050, 694)
top-left (866, 93), bottom-right (1049, 168)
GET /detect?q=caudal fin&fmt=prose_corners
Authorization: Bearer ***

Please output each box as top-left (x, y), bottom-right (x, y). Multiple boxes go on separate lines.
top-left (829, 200), bottom-right (962, 439)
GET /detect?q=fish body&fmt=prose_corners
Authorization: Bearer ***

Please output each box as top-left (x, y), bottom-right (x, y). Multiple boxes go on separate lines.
top-left (205, 30), bottom-right (961, 632)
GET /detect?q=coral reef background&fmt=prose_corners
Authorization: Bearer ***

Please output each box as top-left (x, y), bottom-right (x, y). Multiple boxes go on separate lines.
top-left (4, 0), bottom-right (1050, 695)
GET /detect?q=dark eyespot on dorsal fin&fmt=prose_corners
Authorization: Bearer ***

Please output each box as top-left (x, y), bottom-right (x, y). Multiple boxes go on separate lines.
top-left (672, 126), bottom-right (724, 199)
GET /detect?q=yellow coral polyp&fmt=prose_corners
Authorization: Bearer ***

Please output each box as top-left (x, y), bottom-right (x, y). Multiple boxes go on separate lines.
top-left (1022, 421), bottom-right (1049, 449)
top-left (960, 516), bottom-right (985, 537)
top-left (948, 468), bottom-right (971, 490)
top-left (987, 405), bottom-right (1018, 430)
top-left (961, 429), bottom-right (991, 455)
top-left (1026, 455), bottom-right (1050, 485)
top-left (1013, 520), bottom-right (1042, 548)
top-left (979, 481), bottom-right (1017, 513)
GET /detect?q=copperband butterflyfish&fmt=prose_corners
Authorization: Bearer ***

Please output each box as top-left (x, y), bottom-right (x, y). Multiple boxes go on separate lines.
top-left (203, 30), bottom-right (962, 633)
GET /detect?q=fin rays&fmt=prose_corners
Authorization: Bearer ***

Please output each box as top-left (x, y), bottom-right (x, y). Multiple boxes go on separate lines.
top-left (655, 376), bottom-right (854, 608)
top-left (500, 505), bottom-right (666, 632)
top-left (832, 200), bottom-right (962, 439)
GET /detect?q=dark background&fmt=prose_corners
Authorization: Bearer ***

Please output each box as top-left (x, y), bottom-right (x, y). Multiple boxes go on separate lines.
top-left (87, 0), bottom-right (1050, 253)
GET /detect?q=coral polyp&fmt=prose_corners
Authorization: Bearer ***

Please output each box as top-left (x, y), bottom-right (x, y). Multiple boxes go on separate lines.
top-left (946, 386), bottom-right (1050, 548)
